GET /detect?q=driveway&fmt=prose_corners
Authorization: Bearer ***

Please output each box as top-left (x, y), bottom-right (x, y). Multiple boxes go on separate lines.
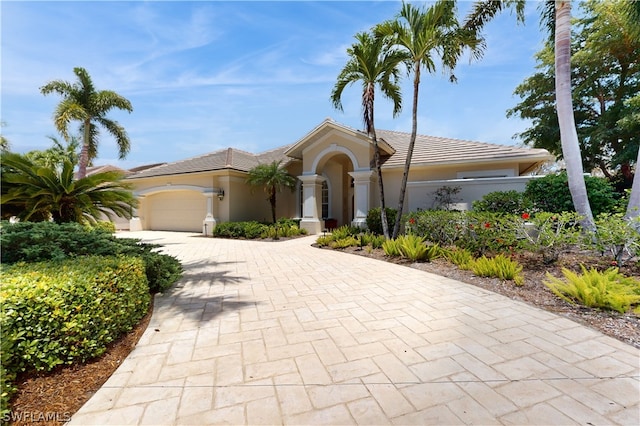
top-left (69, 231), bottom-right (639, 425)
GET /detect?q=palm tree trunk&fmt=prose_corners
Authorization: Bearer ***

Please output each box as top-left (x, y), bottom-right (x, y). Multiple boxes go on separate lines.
top-left (370, 126), bottom-right (389, 239)
top-left (625, 147), bottom-right (640, 220)
top-left (554, 0), bottom-right (595, 231)
top-left (392, 62), bottom-right (421, 239)
top-left (77, 120), bottom-right (91, 179)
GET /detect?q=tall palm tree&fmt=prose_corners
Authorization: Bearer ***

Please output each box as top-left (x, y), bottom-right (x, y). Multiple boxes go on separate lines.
top-left (377, 0), bottom-right (484, 238)
top-left (331, 31), bottom-right (406, 239)
top-left (465, 0), bottom-right (595, 231)
top-left (246, 160), bottom-right (297, 223)
top-left (1, 152), bottom-right (137, 224)
top-left (40, 67), bottom-right (133, 179)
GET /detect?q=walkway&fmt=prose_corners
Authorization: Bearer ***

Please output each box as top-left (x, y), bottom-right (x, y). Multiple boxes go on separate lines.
top-left (69, 231), bottom-right (639, 425)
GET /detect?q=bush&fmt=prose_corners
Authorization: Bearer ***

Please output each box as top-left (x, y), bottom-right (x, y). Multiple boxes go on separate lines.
top-left (588, 213), bottom-right (640, 265)
top-left (213, 220), bottom-right (306, 240)
top-left (1, 222), bottom-right (183, 293)
top-left (515, 211), bottom-right (581, 264)
top-left (470, 254), bottom-right (524, 285)
top-left (472, 190), bottom-right (532, 214)
top-left (366, 207), bottom-right (397, 235)
top-left (405, 210), bottom-right (466, 246)
top-left (524, 172), bottom-right (617, 217)
top-left (444, 247), bottom-right (474, 270)
top-left (455, 212), bottom-right (519, 256)
top-left (382, 238), bottom-right (402, 257)
top-left (93, 220), bottom-right (116, 233)
top-left (1, 256), bottom-right (151, 412)
top-left (544, 266), bottom-right (640, 313)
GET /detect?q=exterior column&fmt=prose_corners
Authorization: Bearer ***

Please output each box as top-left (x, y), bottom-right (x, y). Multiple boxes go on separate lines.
top-left (202, 190), bottom-right (217, 236)
top-left (349, 170), bottom-right (374, 229)
top-left (129, 195), bottom-right (144, 231)
top-left (298, 174), bottom-right (324, 235)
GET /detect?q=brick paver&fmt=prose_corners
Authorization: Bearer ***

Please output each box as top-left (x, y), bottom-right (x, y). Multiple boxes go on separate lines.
top-left (69, 231), bottom-right (640, 425)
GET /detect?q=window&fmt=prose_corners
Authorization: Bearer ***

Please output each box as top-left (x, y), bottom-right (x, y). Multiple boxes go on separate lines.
top-left (321, 181), bottom-right (329, 219)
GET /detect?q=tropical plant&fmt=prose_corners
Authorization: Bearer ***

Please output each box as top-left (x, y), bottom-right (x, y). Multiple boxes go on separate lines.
top-left (516, 211), bottom-right (582, 264)
top-left (1, 152), bottom-right (137, 224)
top-left (24, 135), bottom-right (81, 172)
top-left (245, 160), bottom-right (297, 223)
top-left (377, 0), bottom-right (484, 239)
top-left (465, 0), bottom-right (595, 231)
top-left (470, 254), bottom-right (524, 286)
top-left (366, 207), bottom-right (398, 236)
top-left (382, 238), bottom-right (402, 257)
top-left (472, 190), bottom-right (532, 215)
top-left (444, 247), bottom-right (474, 270)
top-left (544, 266), bottom-right (640, 313)
top-left (331, 31), bottom-right (406, 239)
top-left (40, 67), bottom-right (133, 179)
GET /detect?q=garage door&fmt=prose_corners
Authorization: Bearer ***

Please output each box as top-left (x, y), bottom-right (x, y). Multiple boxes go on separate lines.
top-left (148, 192), bottom-right (206, 232)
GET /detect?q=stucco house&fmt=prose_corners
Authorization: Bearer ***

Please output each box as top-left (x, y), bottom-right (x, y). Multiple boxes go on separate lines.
top-left (125, 118), bottom-right (553, 235)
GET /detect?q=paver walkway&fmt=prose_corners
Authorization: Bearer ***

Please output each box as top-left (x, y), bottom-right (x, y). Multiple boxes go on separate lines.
top-left (69, 231), bottom-right (639, 425)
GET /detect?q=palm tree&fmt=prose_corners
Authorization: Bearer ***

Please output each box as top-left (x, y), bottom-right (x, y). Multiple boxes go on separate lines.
top-left (465, 0), bottom-right (595, 231)
top-left (25, 135), bottom-right (81, 172)
top-left (40, 67), bottom-right (133, 179)
top-left (377, 0), bottom-right (484, 238)
top-left (246, 160), bottom-right (297, 224)
top-left (1, 152), bottom-right (137, 224)
top-left (331, 31), bottom-right (406, 239)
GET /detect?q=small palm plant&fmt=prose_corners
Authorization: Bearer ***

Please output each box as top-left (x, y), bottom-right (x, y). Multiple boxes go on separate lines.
top-left (1, 152), bottom-right (137, 224)
top-left (246, 160), bottom-right (296, 224)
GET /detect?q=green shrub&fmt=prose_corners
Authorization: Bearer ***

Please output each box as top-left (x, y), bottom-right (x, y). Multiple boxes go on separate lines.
top-left (331, 225), bottom-right (359, 240)
top-left (396, 234), bottom-right (428, 261)
top-left (1, 256), bottom-right (151, 412)
top-left (470, 254), bottom-right (524, 285)
top-left (516, 211), bottom-right (581, 264)
top-left (360, 232), bottom-right (386, 249)
top-left (444, 247), bottom-right (474, 270)
top-left (92, 220), bottom-right (116, 233)
top-left (472, 190), bottom-right (532, 214)
top-left (405, 210), bottom-right (466, 246)
top-left (544, 266), bottom-right (640, 313)
top-left (588, 213), bottom-right (640, 265)
top-left (455, 212), bottom-right (519, 256)
top-left (1, 222), bottom-right (183, 293)
top-left (382, 238), bottom-right (402, 257)
top-left (0, 221), bottom-right (115, 264)
top-left (330, 236), bottom-right (360, 249)
top-left (315, 235), bottom-right (333, 247)
top-left (524, 172), bottom-right (617, 217)
top-left (366, 207), bottom-right (397, 235)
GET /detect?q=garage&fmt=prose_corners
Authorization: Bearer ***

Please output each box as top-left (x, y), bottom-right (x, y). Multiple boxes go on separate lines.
top-left (147, 191), bottom-right (206, 232)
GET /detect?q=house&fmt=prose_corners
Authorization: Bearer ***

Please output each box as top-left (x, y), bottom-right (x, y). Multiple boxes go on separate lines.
top-left (125, 118), bottom-right (553, 235)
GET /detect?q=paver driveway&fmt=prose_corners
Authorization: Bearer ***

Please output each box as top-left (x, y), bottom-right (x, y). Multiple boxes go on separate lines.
top-left (69, 231), bottom-right (639, 425)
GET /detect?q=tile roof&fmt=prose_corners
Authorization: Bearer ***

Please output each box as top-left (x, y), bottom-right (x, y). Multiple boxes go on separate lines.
top-left (126, 120), bottom-right (551, 179)
top-left (128, 145), bottom-right (294, 179)
top-left (376, 129), bottom-right (552, 168)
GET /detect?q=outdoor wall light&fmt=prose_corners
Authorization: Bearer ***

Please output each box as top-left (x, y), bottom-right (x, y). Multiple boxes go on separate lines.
top-left (217, 188), bottom-right (225, 201)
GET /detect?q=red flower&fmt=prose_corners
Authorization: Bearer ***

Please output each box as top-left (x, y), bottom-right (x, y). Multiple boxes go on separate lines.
top-left (409, 218), bottom-right (416, 225)
top-left (484, 222), bottom-right (491, 229)
top-left (521, 212), bottom-right (530, 220)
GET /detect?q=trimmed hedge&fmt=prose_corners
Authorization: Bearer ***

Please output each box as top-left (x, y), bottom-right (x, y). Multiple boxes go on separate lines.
top-left (0, 256), bottom-right (151, 413)
top-left (0, 222), bottom-right (182, 293)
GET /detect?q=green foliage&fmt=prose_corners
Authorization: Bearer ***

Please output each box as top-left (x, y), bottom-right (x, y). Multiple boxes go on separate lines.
top-left (1, 222), bottom-right (182, 293)
top-left (444, 247), bottom-right (474, 270)
top-left (472, 190), bottom-right (532, 214)
top-left (360, 232), bottom-right (386, 249)
top-left (245, 160), bottom-right (297, 223)
top-left (524, 172), bottom-right (617, 217)
top-left (455, 212), bottom-right (519, 256)
top-left (396, 234), bottom-right (428, 261)
top-left (213, 220), bottom-right (306, 240)
top-left (405, 210), bottom-right (466, 246)
top-left (470, 254), bottom-right (524, 286)
top-left (431, 185), bottom-right (462, 210)
top-left (382, 238), bottom-right (402, 257)
top-left (366, 207), bottom-right (398, 236)
top-left (93, 220), bottom-right (116, 233)
top-left (330, 225), bottom-right (360, 240)
top-left (516, 211), bottom-right (582, 264)
top-left (589, 213), bottom-right (640, 265)
top-left (330, 236), bottom-right (360, 249)
top-left (1, 152), bottom-right (137, 224)
top-left (0, 256), bottom-right (150, 412)
top-left (315, 235), bottom-right (333, 247)
top-left (544, 266), bottom-right (640, 313)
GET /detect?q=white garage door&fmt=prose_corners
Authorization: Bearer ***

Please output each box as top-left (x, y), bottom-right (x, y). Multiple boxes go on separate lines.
top-left (148, 192), bottom-right (206, 232)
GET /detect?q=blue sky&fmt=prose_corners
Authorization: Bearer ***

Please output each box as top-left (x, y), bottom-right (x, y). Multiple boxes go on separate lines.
top-left (1, 0), bottom-right (547, 169)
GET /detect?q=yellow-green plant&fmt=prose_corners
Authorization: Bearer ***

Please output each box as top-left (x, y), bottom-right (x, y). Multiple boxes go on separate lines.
top-left (315, 235), bottom-right (332, 247)
top-left (382, 238), bottom-right (402, 257)
top-left (331, 225), bottom-right (355, 240)
top-left (444, 247), bottom-right (474, 270)
top-left (544, 266), bottom-right (640, 313)
top-left (330, 236), bottom-right (360, 249)
top-left (470, 254), bottom-right (524, 286)
top-left (397, 234), bottom-right (428, 261)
